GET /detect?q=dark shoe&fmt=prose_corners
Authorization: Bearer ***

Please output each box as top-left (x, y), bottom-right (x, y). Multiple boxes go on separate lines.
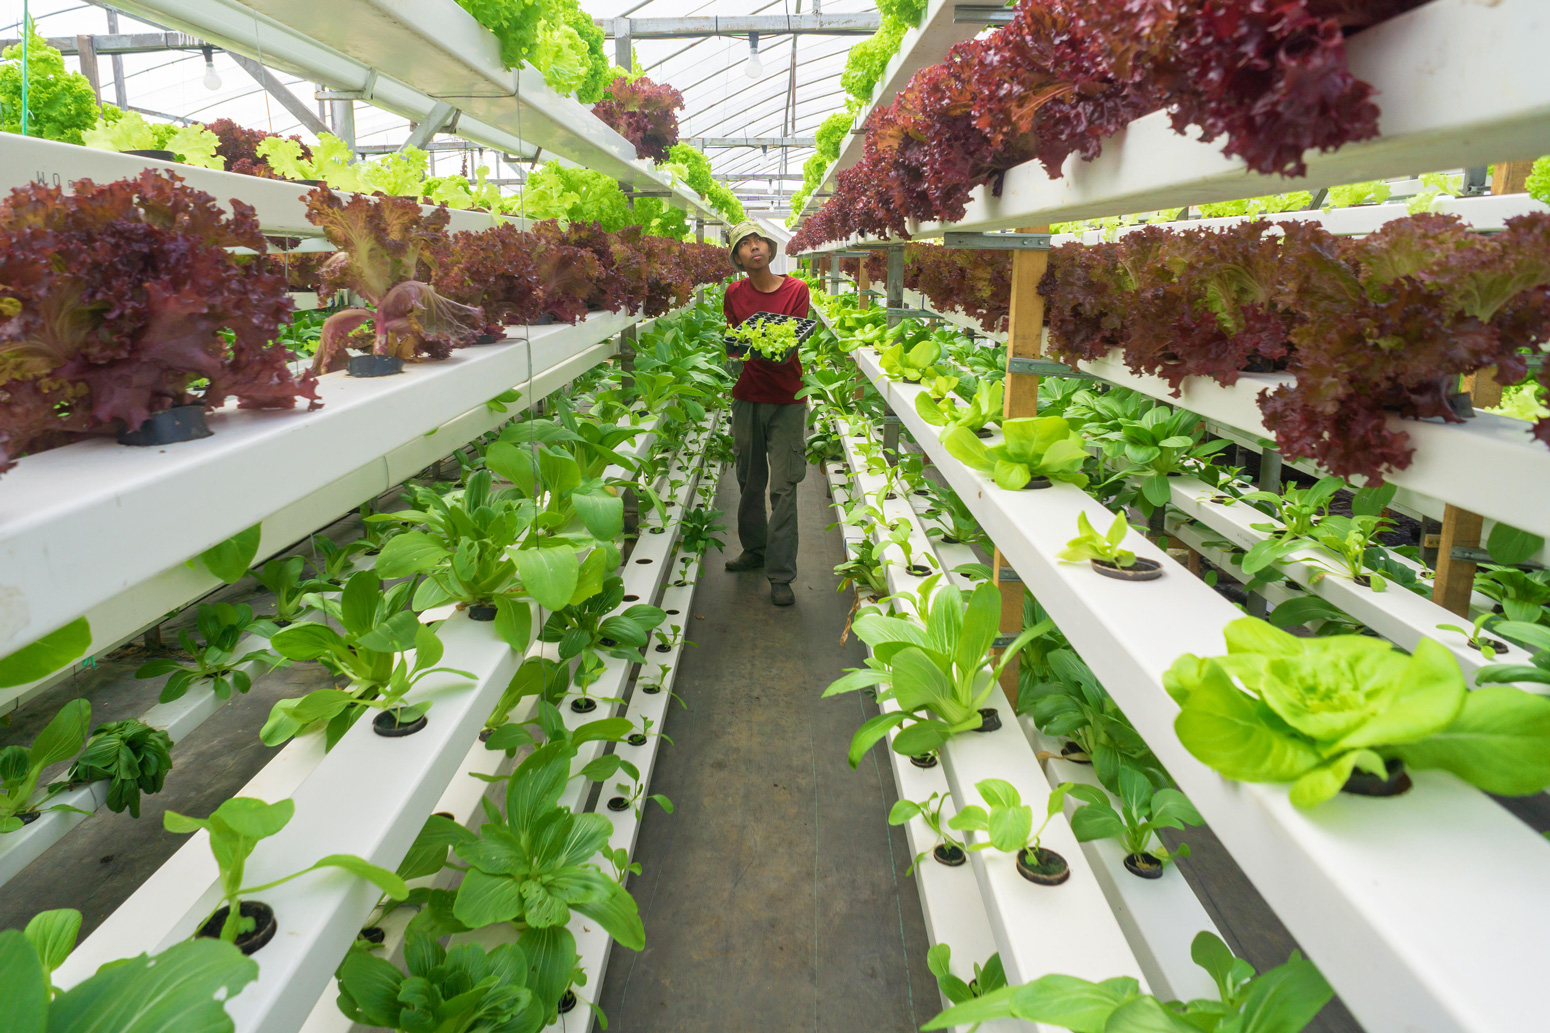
top-left (725, 551), bottom-right (764, 572)
top-left (771, 582), bottom-right (795, 607)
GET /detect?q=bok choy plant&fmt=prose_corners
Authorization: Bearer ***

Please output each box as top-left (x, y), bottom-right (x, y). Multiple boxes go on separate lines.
top-left (823, 582), bottom-right (1050, 763)
top-left (944, 417), bottom-right (1090, 490)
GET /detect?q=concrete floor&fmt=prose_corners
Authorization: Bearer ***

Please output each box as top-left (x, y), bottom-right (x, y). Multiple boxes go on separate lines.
top-left (598, 471), bottom-right (939, 1033)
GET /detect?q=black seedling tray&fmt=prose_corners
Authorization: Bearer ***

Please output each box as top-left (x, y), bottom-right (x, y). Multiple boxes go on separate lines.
top-left (724, 312), bottom-right (818, 359)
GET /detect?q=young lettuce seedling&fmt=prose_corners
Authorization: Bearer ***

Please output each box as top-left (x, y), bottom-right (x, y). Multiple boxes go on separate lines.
top-left (164, 796), bottom-right (406, 945)
top-left (888, 791), bottom-right (966, 873)
top-left (0, 699), bottom-right (92, 832)
top-left (926, 944), bottom-right (1006, 1009)
top-left (1436, 611), bottom-right (1508, 658)
top-left (948, 777), bottom-right (1075, 882)
top-left (1056, 511), bottom-right (1137, 568)
top-left (135, 603), bottom-right (287, 704)
top-left (1065, 767), bottom-right (1203, 877)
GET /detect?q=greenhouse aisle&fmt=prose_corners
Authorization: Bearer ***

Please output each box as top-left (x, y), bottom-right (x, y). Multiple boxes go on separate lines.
top-left (599, 470), bottom-right (938, 1032)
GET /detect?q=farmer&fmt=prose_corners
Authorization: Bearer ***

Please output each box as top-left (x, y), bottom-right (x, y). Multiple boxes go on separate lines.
top-left (722, 221), bottom-right (812, 607)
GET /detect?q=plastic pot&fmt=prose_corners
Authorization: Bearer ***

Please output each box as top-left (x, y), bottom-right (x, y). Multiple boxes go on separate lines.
top-left (642, 683), bottom-right (661, 695)
top-left (1091, 557), bottom-right (1163, 582)
top-left (1341, 757), bottom-right (1413, 798)
top-left (627, 733), bottom-right (648, 747)
top-left (1467, 636), bottom-right (1509, 654)
top-left (529, 313), bottom-right (557, 326)
top-left (933, 843), bottom-right (966, 867)
top-left (606, 796), bottom-right (629, 812)
top-left (118, 404), bottom-right (212, 447)
top-left (358, 926), bottom-right (386, 944)
top-left (467, 604), bottom-right (497, 621)
top-left (1023, 477), bottom-right (1053, 490)
top-left (1124, 852), bottom-right (1165, 880)
top-left (905, 563), bottom-right (934, 577)
top-left (973, 707), bottom-right (1001, 733)
top-left (884, 492), bottom-right (898, 500)
top-left (348, 354), bottom-right (405, 378)
top-left (940, 534), bottom-right (962, 545)
top-left (909, 752), bottom-right (938, 770)
top-left (123, 148), bottom-right (176, 160)
top-left (374, 709), bottom-right (427, 737)
top-left (474, 332), bottom-right (503, 345)
top-left (1016, 847), bottom-right (1070, 886)
top-left (570, 697), bottom-right (598, 714)
top-left (559, 990), bottom-right (578, 1014)
top-left (974, 428), bottom-right (994, 439)
top-left (197, 901), bottom-right (277, 955)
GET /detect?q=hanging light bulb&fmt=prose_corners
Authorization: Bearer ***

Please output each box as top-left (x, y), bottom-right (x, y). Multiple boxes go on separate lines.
top-left (745, 33), bottom-right (763, 80)
top-left (201, 46), bottom-right (221, 91)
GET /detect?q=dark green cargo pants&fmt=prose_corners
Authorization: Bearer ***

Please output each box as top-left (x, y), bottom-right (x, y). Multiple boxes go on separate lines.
top-left (731, 400), bottom-right (807, 584)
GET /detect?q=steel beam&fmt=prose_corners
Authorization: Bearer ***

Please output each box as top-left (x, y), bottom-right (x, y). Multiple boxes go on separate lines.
top-left (0, 32), bottom-right (206, 55)
top-left (402, 100), bottom-right (458, 152)
top-left (597, 14), bottom-right (879, 37)
top-left (228, 53), bottom-right (331, 138)
top-left (685, 136), bottom-right (817, 148)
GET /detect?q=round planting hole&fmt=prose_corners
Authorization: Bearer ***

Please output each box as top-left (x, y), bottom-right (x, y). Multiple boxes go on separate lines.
top-left (433, 811), bottom-right (455, 820)
top-left (655, 643), bottom-right (672, 653)
top-left (1091, 557), bottom-right (1163, 582)
top-left (359, 926), bottom-right (386, 944)
top-left (884, 492), bottom-right (898, 500)
top-left (973, 428), bottom-right (994, 439)
top-left (374, 710), bottom-right (427, 737)
top-left (600, 637), bottom-right (619, 647)
top-left (1023, 476), bottom-right (1053, 490)
top-left (1124, 852), bottom-right (1164, 880)
top-left (905, 563), bottom-right (933, 577)
top-left (627, 733), bottom-right (648, 746)
top-left (559, 990), bottom-right (578, 1015)
top-left (1341, 758), bottom-right (1412, 798)
top-left (636, 557), bottom-right (653, 564)
top-left (665, 609), bottom-right (680, 615)
top-left (623, 594), bottom-right (640, 602)
top-left (940, 534), bottom-right (962, 545)
top-left (1468, 636), bottom-right (1509, 654)
top-left (914, 488), bottom-right (930, 496)
top-left (570, 697), bottom-right (598, 715)
top-left (642, 684), bottom-right (661, 695)
top-left (606, 796), bottom-right (629, 812)
top-left (649, 527), bottom-right (666, 535)
top-left (1015, 847), bottom-right (1070, 886)
top-left (933, 843), bottom-right (966, 867)
top-left (197, 901), bottom-right (277, 955)
top-left (467, 604), bottom-right (497, 621)
top-left (17, 811), bottom-right (40, 827)
top-left (973, 707), bottom-right (1002, 733)
top-left (909, 752), bottom-right (938, 770)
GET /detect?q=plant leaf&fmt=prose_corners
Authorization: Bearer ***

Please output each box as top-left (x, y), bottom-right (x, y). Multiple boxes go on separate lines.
top-left (0, 618), bottom-right (92, 689)
top-left (200, 524), bottom-right (263, 584)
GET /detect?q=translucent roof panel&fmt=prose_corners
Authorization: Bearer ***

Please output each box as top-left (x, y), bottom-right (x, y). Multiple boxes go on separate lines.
top-left (7, 0), bottom-right (869, 208)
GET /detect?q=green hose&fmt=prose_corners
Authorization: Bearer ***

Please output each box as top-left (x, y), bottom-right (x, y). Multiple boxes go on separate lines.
top-left (19, 1), bottom-right (30, 136)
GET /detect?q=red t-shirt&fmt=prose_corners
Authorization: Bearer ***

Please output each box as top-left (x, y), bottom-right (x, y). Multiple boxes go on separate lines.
top-left (724, 275), bottom-right (811, 405)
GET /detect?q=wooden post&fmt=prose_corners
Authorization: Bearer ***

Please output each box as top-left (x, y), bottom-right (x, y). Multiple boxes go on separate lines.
top-left (991, 227), bottom-right (1049, 704)
top-left (857, 260), bottom-right (871, 311)
top-left (76, 36), bottom-right (102, 104)
top-left (1431, 163), bottom-right (1530, 616)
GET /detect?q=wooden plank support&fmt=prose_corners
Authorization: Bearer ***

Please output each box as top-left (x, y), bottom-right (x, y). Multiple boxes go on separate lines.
top-left (857, 260), bottom-right (871, 311)
top-left (991, 226), bottom-right (1048, 703)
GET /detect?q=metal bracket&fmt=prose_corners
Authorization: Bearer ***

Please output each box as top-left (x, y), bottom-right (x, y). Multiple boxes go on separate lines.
top-left (881, 414), bottom-right (902, 426)
top-left (993, 568), bottom-right (1022, 583)
top-left (1006, 357), bottom-right (1097, 379)
top-left (1451, 545), bottom-right (1546, 570)
top-left (954, 4), bottom-right (1016, 25)
top-left (943, 231), bottom-right (1052, 251)
top-left (991, 633), bottom-right (1019, 649)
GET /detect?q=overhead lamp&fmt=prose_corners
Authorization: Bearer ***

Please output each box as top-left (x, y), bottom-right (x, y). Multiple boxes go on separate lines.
top-left (745, 32), bottom-right (763, 80)
top-left (201, 46), bottom-right (221, 91)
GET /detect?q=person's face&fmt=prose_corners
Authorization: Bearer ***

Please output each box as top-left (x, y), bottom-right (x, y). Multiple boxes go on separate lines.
top-left (737, 235), bottom-right (770, 270)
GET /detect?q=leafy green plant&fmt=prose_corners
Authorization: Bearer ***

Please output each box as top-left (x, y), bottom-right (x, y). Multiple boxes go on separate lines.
top-left (313, 533), bottom-right (374, 580)
top-left (887, 791), bottom-right (965, 873)
top-left (83, 111), bottom-right (225, 168)
top-left (1056, 511), bottom-right (1137, 568)
top-left (1236, 475), bottom-right (1343, 578)
top-left (134, 603), bottom-right (285, 704)
top-left (834, 537), bottom-right (892, 599)
top-left (1299, 513), bottom-right (1394, 591)
top-left (0, 699), bottom-right (91, 833)
top-left (250, 556), bottom-right (330, 623)
top-left (539, 575), bottom-right (666, 691)
top-left (262, 572), bottom-right (473, 748)
top-left (916, 377), bottom-right (1003, 438)
top-left (1164, 617), bottom-right (1550, 807)
top-left (948, 777), bottom-right (1073, 864)
top-left (927, 944), bottom-right (1007, 1010)
top-left (164, 796), bottom-right (407, 943)
top-left (0, 907), bottom-right (256, 1030)
top-left (335, 933), bottom-right (537, 1031)
top-left (255, 132), bottom-right (364, 190)
top-left (945, 416), bottom-right (1091, 490)
top-left (924, 931), bottom-right (1331, 1033)
top-left (878, 333), bottom-right (944, 384)
top-left (438, 744), bottom-right (644, 955)
top-left (678, 505), bottom-right (727, 555)
top-left (1095, 407), bottom-right (1229, 510)
top-left (0, 617), bottom-right (92, 690)
top-left (729, 316), bottom-right (801, 360)
top-left (825, 582), bottom-right (1051, 762)
top-left (1476, 621), bottom-right (1550, 690)
top-left (65, 719), bottom-right (173, 818)
top-left (0, 20), bottom-right (100, 143)
top-left (1474, 565), bottom-right (1550, 624)
top-left (883, 516), bottom-right (938, 573)
top-left (1437, 612), bottom-right (1507, 659)
top-left (919, 480), bottom-right (987, 551)
top-left (1066, 767), bottom-right (1203, 873)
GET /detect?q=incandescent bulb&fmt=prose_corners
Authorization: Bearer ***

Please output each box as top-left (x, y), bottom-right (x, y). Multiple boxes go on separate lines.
top-left (201, 48), bottom-right (221, 91)
top-left (745, 50), bottom-right (763, 79)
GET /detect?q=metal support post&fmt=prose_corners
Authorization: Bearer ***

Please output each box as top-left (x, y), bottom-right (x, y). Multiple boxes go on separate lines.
top-left (104, 11), bottom-right (128, 109)
top-left (402, 101), bottom-right (458, 152)
top-left (1256, 449), bottom-right (1283, 496)
top-left (330, 97), bottom-right (356, 155)
top-left (882, 415), bottom-right (901, 465)
top-left (885, 247), bottom-right (905, 328)
top-left (615, 23), bottom-right (632, 69)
